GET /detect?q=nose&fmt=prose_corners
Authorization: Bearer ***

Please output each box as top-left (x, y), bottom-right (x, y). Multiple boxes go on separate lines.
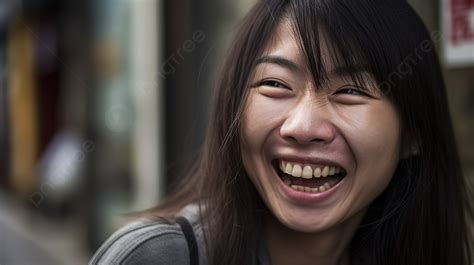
top-left (280, 96), bottom-right (336, 145)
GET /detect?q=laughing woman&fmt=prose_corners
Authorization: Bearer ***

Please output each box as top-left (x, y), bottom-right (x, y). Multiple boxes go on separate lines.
top-left (90, 0), bottom-right (472, 264)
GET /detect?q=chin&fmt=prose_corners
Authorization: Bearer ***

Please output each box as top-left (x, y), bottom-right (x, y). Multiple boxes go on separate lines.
top-left (273, 207), bottom-right (336, 233)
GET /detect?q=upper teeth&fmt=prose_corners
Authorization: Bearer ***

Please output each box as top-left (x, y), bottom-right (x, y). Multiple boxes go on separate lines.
top-left (279, 160), bottom-right (342, 179)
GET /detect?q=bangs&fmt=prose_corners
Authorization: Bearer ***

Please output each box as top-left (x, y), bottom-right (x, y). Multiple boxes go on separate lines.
top-left (285, 0), bottom-right (409, 95)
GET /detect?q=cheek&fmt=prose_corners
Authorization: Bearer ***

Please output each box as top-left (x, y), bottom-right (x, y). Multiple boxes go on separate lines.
top-left (352, 110), bottom-right (400, 158)
top-left (241, 91), bottom-right (292, 151)
top-left (338, 102), bottom-right (401, 193)
top-left (240, 92), bottom-right (292, 192)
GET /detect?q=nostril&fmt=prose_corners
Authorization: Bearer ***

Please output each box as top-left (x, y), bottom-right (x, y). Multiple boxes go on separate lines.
top-left (311, 138), bottom-right (327, 143)
top-left (282, 135), bottom-right (330, 145)
top-left (283, 135), bottom-right (298, 143)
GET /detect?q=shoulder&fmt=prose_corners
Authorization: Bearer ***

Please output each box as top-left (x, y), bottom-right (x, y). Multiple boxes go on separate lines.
top-left (90, 205), bottom-right (205, 265)
top-left (89, 218), bottom-right (188, 264)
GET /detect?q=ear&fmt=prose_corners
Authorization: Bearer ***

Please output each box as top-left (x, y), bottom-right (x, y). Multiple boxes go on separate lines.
top-left (400, 132), bottom-right (419, 159)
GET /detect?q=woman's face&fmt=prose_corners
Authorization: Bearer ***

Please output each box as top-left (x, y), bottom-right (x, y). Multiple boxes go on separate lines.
top-left (240, 21), bottom-right (403, 232)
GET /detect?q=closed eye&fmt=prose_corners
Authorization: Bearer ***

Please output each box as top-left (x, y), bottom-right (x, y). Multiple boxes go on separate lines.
top-left (335, 87), bottom-right (369, 96)
top-left (259, 79), bottom-right (290, 89)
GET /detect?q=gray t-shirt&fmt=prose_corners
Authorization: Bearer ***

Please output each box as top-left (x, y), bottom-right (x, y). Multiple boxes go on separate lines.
top-left (89, 204), bottom-right (271, 265)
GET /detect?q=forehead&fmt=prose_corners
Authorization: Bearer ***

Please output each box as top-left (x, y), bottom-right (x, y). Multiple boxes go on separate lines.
top-left (262, 19), bottom-right (336, 70)
top-left (254, 18), bottom-right (379, 93)
top-left (264, 21), bottom-right (303, 62)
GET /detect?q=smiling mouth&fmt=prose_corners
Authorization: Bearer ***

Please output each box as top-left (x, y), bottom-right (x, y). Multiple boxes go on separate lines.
top-left (272, 159), bottom-right (347, 194)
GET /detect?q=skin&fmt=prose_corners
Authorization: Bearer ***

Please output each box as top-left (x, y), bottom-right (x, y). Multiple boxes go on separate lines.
top-left (240, 20), bottom-right (405, 265)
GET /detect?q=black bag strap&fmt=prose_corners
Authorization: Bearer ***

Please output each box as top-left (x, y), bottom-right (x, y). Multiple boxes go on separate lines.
top-left (176, 216), bottom-right (199, 265)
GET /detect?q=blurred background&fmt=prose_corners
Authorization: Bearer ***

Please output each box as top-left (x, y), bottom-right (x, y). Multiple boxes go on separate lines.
top-left (0, 0), bottom-right (473, 264)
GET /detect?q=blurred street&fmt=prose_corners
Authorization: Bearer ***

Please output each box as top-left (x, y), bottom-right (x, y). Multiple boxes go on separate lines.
top-left (0, 193), bottom-right (88, 265)
top-left (0, 0), bottom-right (473, 264)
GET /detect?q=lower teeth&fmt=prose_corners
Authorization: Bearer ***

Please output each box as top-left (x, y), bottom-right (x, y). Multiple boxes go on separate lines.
top-left (289, 183), bottom-right (334, 193)
top-left (283, 176), bottom-right (337, 194)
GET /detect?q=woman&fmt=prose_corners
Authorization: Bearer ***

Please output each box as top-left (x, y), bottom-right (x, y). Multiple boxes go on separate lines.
top-left (91, 0), bottom-right (472, 264)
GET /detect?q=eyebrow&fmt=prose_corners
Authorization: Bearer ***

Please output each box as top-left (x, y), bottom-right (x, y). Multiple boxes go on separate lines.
top-left (255, 55), bottom-right (371, 78)
top-left (255, 56), bottom-right (301, 73)
top-left (329, 65), bottom-right (371, 77)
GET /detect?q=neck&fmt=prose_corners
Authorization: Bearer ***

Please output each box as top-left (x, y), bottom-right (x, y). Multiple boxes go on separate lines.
top-left (264, 211), bottom-right (365, 265)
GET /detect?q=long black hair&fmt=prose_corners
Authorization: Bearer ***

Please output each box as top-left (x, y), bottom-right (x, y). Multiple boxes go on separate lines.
top-left (148, 1), bottom-right (472, 264)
